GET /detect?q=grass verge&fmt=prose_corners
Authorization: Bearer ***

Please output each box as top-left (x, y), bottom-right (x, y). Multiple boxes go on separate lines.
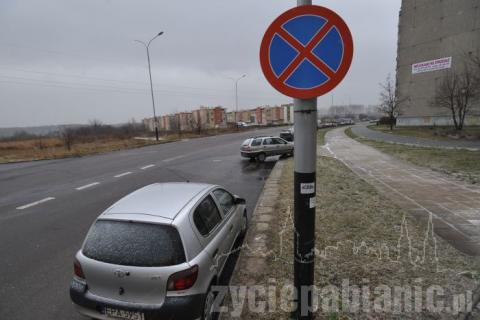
top-left (345, 127), bottom-right (480, 184)
top-left (226, 156), bottom-right (480, 319)
top-left (0, 137), bottom-right (165, 163)
top-left (317, 127), bottom-right (333, 146)
top-left (368, 125), bottom-right (480, 141)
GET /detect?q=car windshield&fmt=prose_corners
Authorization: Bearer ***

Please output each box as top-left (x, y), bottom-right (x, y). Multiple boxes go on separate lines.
top-left (82, 220), bottom-right (185, 267)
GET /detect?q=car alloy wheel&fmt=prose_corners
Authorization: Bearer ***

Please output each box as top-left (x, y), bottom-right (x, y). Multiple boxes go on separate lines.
top-left (257, 153), bottom-right (266, 162)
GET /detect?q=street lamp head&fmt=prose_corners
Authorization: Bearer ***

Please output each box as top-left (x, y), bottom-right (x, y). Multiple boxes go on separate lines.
top-left (158, 31), bottom-right (164, 36)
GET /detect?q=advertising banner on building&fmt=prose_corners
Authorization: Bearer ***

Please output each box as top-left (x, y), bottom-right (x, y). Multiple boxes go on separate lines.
top-left (412, 57), bottom-right (452, 74)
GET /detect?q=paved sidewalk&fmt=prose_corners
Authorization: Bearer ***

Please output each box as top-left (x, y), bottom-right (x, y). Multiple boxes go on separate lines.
top-left (352, 123), bottom-right (480, 150)
top-left (322, 127), bottom-right (480, 255)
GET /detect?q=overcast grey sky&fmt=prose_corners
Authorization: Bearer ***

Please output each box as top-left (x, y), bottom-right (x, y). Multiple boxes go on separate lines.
top-left (0, 0), bottom-right (401, 127)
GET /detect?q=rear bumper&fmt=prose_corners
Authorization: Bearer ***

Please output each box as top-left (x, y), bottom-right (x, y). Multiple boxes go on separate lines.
top-left (70, 279), bottom-right (204, 320)
top-left (241, 151), bottom-right (258, 158)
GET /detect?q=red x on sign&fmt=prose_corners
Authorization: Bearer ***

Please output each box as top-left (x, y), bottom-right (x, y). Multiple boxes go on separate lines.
top-left (276, 21), bottom-right (336, 83)
top-left (260, 5), bottom-right (353, 99)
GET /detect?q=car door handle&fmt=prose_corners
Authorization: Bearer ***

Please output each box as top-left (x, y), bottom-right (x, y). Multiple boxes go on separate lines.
top-left (212, 248), bottom-right (219, 258)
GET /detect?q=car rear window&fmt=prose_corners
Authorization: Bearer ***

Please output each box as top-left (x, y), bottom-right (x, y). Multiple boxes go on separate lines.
top-left (82, 220), bottom-right (185, 267)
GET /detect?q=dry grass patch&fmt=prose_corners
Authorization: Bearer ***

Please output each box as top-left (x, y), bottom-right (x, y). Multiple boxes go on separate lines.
top-left (0, 137), bottom-right (162, 163)
top-left (345, 127), bottom-right (480, 184)
top-left (369, 125), bottom-right (480, 141)
top-left (226, 157), bottom-right (480, 319)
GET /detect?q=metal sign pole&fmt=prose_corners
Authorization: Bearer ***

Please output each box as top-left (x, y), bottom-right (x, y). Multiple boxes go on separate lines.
top-left (294, 1), bottom-right (316, 319)
top-left (293, 96), bottom-right (317, 319)
top-left (260, 3), bottom-right (353, 318)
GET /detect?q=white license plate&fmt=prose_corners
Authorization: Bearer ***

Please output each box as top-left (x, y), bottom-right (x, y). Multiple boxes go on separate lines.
top-left (104, 307), bottom-right (145, 320)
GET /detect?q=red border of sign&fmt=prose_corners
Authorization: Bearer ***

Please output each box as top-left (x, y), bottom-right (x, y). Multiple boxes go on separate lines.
top-left (260, 5), bottom-right (353, 99)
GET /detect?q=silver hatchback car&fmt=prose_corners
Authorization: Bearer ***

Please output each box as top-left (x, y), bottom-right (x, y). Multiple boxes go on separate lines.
top-left (70, 182), bottom-right (247, 320)
top-left (240, 136), bottom-right (294, 162)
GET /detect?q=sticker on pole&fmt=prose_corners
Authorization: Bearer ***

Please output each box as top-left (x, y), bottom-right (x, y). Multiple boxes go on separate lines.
top-left (260, 5), bottom-right (353, 99)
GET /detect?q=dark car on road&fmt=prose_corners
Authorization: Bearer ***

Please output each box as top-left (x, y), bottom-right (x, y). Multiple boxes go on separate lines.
top-left (240, 136), bottom-right (294, 162)
top-left (279, 127), bottom-right (294, 142)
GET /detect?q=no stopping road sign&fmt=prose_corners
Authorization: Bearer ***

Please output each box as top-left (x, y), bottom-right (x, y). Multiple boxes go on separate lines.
top-left (260, 5), bottom-right (353, 99)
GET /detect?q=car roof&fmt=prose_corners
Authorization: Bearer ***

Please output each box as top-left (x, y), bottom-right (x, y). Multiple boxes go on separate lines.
top-left (102, 182), bottom-right (213, 220)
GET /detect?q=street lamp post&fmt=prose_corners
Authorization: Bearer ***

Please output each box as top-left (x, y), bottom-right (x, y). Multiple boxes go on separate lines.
top-left (229, 74), bottom-right (246, 124)
top-left (135, 32), bottom-right (164, 141)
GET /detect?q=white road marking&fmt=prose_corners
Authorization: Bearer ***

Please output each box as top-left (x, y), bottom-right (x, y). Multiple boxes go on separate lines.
top-left (163, 155), bottom-right (185, 163)
top-left (140, 164), bottom-right (155, 170)
top-left (75, 182), bottom-right (100, 191)
top-left (212, 159), bottom-right (222, 162)
top-left (468, 220), bottom-right (480, 226)
top-left (16, 197), bottom-right (55, 210)
top-left (114, 172), bottom-right (132, 178)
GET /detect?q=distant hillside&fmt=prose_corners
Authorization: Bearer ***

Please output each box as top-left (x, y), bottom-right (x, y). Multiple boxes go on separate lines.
top-left (0, 124), bottom-right (84, 138)
top-left (0, 122), bottom-right (138, 138)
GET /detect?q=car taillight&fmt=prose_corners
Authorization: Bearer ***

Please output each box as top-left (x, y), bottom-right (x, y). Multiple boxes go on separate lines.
top-left (74, 258), bottom-right (85, 280)
top-left (167, 265), bottom-right (198, 291)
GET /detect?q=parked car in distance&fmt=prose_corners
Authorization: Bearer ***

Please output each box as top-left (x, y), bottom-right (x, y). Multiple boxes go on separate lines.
top-left (279, 127), bottom-right (294, 142)
top-left (236, 121), bottom-right (248, 128)
top-left (318, 122), bottom-right (338, 129)
top-left (240, 136), bottom-right (294, 162)
top-left (338, 118), bottom-right (355, 126)
top-left (70, 182), bottom-right (248, 320)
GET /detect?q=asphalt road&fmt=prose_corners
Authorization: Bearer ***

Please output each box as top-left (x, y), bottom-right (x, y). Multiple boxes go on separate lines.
top-left (0, 127), bottom-right (286, 320)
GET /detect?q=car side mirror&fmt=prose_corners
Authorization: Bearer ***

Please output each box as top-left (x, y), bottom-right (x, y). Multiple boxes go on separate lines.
top-left (234, 195), bottom-right (246, 205)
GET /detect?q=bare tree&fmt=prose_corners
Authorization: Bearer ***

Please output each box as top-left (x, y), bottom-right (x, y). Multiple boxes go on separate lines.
top-left (89, 119), bottom-right (103, 129)
top-left (378, 75), bottom-right (405, 130)
top-left (433, 64), bottom-right (479, 131)
top-left (60, 127), bottom-right (76, 151)
top-left (468, 52), bottom-right (480, 71)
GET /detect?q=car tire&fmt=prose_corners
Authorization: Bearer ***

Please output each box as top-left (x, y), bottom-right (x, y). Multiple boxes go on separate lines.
top-left (202, 285), bottom-right (216, 320)
top-left (240, 212), bottom-right (248, 237)
top-left (257, 153), bottom-right (266, 162)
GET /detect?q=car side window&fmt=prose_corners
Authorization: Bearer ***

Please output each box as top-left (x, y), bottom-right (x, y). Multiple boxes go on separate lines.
top-left (213, 189), bottom-right (235, 215)
top-left (273, 138), bottom-right (286, 144)
top-left (251, 138), bottom-right (262, 146)
top-left (263, 138), bottom-right (273, 145)
top-left (193, 196), bottom-right (222, 236)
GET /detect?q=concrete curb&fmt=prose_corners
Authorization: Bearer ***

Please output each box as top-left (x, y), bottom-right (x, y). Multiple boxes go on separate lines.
top-left (219, 159), bottom-right (286, 319)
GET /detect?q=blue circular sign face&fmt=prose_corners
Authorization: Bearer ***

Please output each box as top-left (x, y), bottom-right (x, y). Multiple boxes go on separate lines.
top-left (260, 6), bottom-right (353, 99)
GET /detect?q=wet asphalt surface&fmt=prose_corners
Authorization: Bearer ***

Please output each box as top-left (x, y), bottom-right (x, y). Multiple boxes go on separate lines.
top-left (0, 127), bottom-right (286, 320)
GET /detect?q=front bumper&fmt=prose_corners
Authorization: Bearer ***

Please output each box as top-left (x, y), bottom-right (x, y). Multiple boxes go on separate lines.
top-left (70, 279), bottom-right (204, 320)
